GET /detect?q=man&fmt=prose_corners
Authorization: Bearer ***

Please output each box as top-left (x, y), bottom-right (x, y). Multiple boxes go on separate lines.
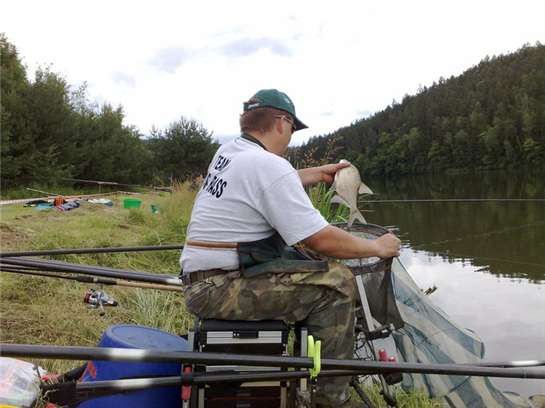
top-left (181, 89), bottom-right (401, 407)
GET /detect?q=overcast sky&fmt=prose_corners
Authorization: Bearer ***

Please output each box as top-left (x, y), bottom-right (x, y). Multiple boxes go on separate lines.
top-left (3, 0), bottom-right (544, 145)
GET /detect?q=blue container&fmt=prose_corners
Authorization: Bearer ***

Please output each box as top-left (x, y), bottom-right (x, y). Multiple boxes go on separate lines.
top-left (78, 325), bottom-right (189, 407)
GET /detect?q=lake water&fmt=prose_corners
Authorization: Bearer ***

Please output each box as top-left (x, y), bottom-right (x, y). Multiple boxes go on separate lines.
top-left (362, 170), bottom-right (545, 397)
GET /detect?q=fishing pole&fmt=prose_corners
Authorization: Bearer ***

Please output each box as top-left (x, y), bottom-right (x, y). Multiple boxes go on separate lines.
top-left (477, 359), bottom-right (545, 368)
top-left (0, 267), bottom-right (183, 292)
top-left (360, 198), bottom-right (545, 203)
top-left (0, 257), bottom-right (183, 286)
top-left (0, 244), bottom-right (184, 258)
top-left (44, 370), bottom-right (364, 394)
top-left (0, 264), bottom-right (40, 272)
top-left (44, 359), bottom-right (545, 396)
top-left (25, 187), bottom-right (60, 196)
top-left (412, 221), bottom-right (545, 249)
top-left (2, 344), bottom-right (545, 379)
top-left (46, 363), bottom-right (545, 404)
top-left (414, 250), bottom-right (545, 269)
top-left (43, 370), bottom-right (367, 405)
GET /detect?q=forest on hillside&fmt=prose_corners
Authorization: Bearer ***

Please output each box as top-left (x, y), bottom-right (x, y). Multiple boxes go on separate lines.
top-left (290, 43), bottom-right (545, 175)
top-left (2, 34), bottom-right (544, 192)
top-left (0, 34), bottom-right (218, 190)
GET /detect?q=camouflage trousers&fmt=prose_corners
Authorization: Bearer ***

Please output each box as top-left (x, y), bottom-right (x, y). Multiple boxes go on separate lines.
top-left (183, 261), bottom-right (357, 405)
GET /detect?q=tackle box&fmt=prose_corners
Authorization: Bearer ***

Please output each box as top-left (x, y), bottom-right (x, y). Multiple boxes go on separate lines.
top-left (188, 319), bottom-right (306, 408)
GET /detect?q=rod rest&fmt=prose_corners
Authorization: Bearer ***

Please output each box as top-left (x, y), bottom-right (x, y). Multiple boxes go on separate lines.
top-left (364, 324), bottom-right (394, 341)
top-left (200, 319), bottom-right (288, 332)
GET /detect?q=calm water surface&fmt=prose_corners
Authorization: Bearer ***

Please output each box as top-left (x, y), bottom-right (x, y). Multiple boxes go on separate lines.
top-left (363, 170), bottom-right (545, 397)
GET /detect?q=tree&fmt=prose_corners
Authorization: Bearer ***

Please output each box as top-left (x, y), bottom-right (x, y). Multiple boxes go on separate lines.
top-left (23, 67), bottom-right (74, 179)
top-left (148, 117), bottom-right (218, 183)
top-left (522, 137), bottom-right (544, 165)
top-left (293, 43), bottom-right (545, 174)
top-left (1, 34), bottom-right (31, 188)
top-left (1, 35), bottom-right (220, 189)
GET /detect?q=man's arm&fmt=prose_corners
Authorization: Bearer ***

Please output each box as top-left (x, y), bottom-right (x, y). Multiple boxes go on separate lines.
top-left (297, 162), bottom-right (350, 187)
top-left (302, 225), bottom-right (401, 259)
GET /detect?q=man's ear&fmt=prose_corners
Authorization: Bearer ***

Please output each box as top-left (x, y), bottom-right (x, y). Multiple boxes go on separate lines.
top-left (273, 117), bottom-right (282, 135)
top-left (276, 117), bottom-right (287, 136)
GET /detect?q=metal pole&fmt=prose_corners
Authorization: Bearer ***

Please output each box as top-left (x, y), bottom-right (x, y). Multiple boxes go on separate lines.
top-left (44, 370), bottom-right (366, 403)
top-left (25, 187), bottom-right (59, 196)
top-left (355, 272), bottom-right (397, 403)
top-left (476, 359), bottom-right (545, 368)
top-left (0, 244), bottom-right (184, 258)
top-left (360, 198), bottom-right (545, 203)
top-left (0, 257), bottom-right (182, 286)
top-left (3, 344), bottom-right (545, 379)
top-left (0, 268), bottom-right (183, 292)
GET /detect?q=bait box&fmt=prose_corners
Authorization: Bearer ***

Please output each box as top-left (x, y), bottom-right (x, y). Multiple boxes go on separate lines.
top-left (78, 324), bottom-right (189, 407)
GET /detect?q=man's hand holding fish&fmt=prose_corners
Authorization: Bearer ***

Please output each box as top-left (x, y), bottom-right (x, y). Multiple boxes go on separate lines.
top-left (297, 161), bottom-right (351, 186)
top-left (302, 159), bottom-right (401, 259)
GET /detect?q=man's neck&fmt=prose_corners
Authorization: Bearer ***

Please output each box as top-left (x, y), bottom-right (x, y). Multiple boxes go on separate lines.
top-left (245, 131), bottom-right (280, 155)
top-left (242, 132), bottom-right (267, 151)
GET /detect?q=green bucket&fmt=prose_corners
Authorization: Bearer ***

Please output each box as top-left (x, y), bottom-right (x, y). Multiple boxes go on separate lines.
top-left (123, 198), bottom-right (142, 209)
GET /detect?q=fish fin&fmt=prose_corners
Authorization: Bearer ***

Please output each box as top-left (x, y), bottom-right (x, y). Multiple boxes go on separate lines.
top-left (358, 182), bottom-right (373, 195)
top-left (331, 194), bottom-right (350, 207)
top-left (348, 209), bottom-right (367, 227)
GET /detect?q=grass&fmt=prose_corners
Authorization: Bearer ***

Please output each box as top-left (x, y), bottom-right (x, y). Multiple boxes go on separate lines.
top-left (0, 185), bottom-right (196, 374)
top-left (0, 182), bottom-right (438, 407)
top-left (308, 182), bottom-right (349, 222)
top-left (351, 384), bottom-right (441, 408)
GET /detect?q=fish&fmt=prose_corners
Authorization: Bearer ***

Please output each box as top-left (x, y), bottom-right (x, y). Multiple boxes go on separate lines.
top-left (330, 159), bottom-right (373, 226)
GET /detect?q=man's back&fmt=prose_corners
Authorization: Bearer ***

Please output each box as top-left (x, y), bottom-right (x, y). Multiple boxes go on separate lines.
top-left (180, 136), bottom-right (327, 273)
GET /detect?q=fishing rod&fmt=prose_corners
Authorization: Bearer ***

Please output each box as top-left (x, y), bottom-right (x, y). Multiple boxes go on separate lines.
top-left (2, 344), bottom-right (545, 379)
top-left (45, 360), bottom-right (545, 395)
top-left (45, 370), bottom-right (364, 395)
top-left (25, 187), bottom-right (60, 196)
top-left (0, 257), bottom-right (183, 286)
top-left (412, 220), bottom-right (545, 249)
top-left (58, 177), bottom-right (159, 190)
top-left (0, 267), bottom-right (183, 292)
top-left (414, 250), bottom-right (545, 269)
top-left (477, 359), bottom-right (545, 368)
top-left (44, 362), bottom-right (545, 405)
top-left (360, 198), bottom-right (545, 203)
top-left (0, 244), bottom-right (184, 258)
top-left (43, 370), bottom-right (367, 405)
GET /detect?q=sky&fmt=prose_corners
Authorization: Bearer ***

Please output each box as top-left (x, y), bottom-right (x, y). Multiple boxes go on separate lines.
top-left (2, 0), bottom-right (544, 145)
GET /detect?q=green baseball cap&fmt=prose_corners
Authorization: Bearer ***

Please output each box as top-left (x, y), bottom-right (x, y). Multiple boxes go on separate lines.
top-left (243, 89), bottom-right (308, 131)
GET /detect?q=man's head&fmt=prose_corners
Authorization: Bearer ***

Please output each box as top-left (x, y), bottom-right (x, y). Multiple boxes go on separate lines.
top-left (240, 89), bottom-right (307, 155)
top-left (240, 89), bottom-right (307, 133)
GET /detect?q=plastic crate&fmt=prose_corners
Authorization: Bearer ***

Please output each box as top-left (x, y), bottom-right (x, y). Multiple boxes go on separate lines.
top-left (123, 198), bottom-right (142, 209)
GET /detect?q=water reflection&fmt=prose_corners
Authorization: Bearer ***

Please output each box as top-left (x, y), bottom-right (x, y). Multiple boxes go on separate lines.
top-left (399, 249), bottom-right (545, 397)
top-left (360, 170), bottom-right (545, 396)
top-left (363, 171), bottom-right (545, 282)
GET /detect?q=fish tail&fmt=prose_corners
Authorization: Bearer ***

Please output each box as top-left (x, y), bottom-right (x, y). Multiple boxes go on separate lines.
top-left (347, 209), bottom-right (367, 227)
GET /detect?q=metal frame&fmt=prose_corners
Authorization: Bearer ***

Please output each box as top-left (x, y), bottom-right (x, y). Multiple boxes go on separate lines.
top-left (354, 273), bottom-right (398, 407)
top-left (335, 222), bottom-right (401, 407)
top-left (187, 319), bottom-right (307, 408)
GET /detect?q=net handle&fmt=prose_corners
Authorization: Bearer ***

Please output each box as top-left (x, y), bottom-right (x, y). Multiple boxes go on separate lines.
top-left (332, 222), bottom-right (395, 275)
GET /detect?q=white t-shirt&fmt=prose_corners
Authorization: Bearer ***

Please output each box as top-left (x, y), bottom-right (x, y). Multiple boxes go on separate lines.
top-left (180, 136), bottom-right (328, 273)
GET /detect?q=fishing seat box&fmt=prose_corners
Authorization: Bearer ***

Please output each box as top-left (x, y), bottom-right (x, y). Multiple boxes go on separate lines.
top-left (189, 318), bottom-right (306, 408)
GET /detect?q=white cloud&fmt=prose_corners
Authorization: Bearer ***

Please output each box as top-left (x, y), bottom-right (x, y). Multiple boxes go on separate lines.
top-left (2, 0), bottom-right (544, 144)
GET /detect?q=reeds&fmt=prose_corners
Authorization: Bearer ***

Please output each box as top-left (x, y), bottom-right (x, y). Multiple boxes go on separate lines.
top-left (308, 182), bottom-right (349, 223)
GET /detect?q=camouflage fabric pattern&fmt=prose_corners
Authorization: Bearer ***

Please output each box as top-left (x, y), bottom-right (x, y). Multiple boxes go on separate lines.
top-left (183, 261), bottom-right (356, 405)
